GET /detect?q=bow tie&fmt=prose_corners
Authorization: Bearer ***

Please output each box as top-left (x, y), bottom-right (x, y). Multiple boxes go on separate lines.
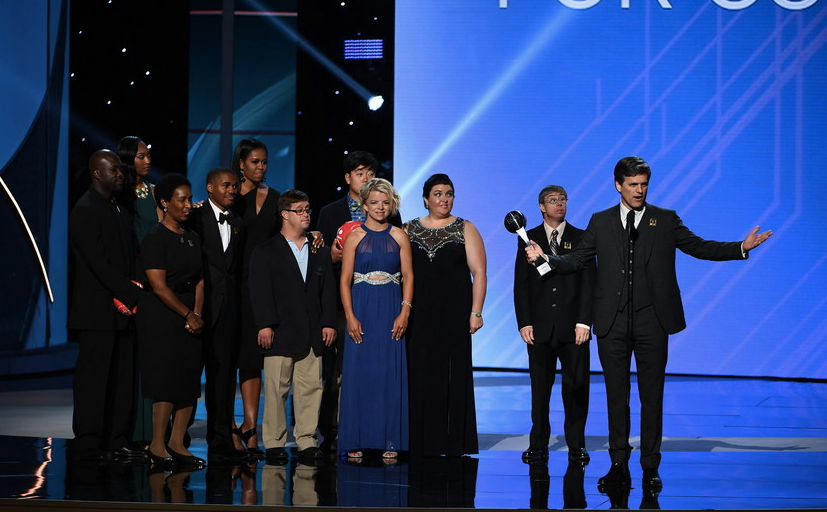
top-left (218, 212), bottom-right (231, 224)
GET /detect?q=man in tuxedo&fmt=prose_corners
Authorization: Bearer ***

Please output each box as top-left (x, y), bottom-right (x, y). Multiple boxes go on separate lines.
top-left (315, 151), bottom-right (402, 452)
top-left (526, 156), bottom-right (772, 489)
top-left (514, 185), bottom-right (594, 465)
top-left (190, 167), bottom-right (248, 462)
top-left (68, 149), bottom-right (144, 461)
top-left (250, 190), bottom-right (337, 464)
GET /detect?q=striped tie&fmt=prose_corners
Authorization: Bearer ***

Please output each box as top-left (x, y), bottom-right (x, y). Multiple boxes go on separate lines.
top-left (550, 229), bottom-right (559, 255)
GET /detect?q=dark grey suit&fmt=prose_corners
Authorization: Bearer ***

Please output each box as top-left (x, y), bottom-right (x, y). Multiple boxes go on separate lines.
top-left (550, 203), bottom-right (745, 468)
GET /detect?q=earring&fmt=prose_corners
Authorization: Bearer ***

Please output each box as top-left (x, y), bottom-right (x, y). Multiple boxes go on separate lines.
top-left (163, 207), bottom-right (168, 212)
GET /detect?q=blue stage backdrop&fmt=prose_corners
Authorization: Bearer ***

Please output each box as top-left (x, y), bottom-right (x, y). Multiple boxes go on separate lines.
top-left (394, 0), bottom-right (827, 379)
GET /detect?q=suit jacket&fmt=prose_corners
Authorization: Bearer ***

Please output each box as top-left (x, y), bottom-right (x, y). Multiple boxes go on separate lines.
top-left (67, 188), bottom-right (142, 331)
top-left (248, 234), bottom-right (337, 356)
top-left (189, 204), bottom-right (244, 328)
top-left (513, 222), bottom-right (595, 344)
top-left (552, 203), bottom-right (746, 337)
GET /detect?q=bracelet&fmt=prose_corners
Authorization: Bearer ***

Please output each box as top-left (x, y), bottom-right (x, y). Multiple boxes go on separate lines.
top-left (470, 311), bottom-right (482, 317)
top-left (184, 310), bottom-right (192, 319)
top-left (401, 300), bottom-right (413, 308)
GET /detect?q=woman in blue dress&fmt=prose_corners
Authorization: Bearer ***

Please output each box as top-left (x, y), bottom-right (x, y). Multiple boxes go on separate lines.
top-left (338, 178), bottom-right (414, 461)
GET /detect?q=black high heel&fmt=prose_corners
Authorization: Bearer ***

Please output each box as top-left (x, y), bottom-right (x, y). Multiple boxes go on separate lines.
top-left (240, 427), bottom-right (265, 459)
top-left (166, 445), bottom-right (206, 468)
top-left (148, 449), bottom-right (173, 468)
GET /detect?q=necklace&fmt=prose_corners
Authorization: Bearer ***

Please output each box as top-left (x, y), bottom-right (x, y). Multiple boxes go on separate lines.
top-left (135, 182), bottom-right (149, 199)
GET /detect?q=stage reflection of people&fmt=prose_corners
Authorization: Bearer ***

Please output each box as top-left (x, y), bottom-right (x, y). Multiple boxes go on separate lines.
top-left (231, 138), bottom-right (280, 458)
top-left (190, 168), bottom-right (249, 462)
top-left (138, 173), bottom-right (206, 469)
top-left (249, 190), bottom-right (336, 465)
top-left (526, 156), bottom-right (772, 490)
top-left (408, 455), bottom-right (478, 508)
top-left (68, 149), bottom-right (143, 462)
top-left (563, 461), bottom-right (587, 509)
top-left (406, 173), bottom-right (486, 457)
top-left (261, 461), bottom-right (320, 506)
top-left (514, 185), bottom-right (594, 465)
top-left (315, 150), bottom-right (402, 453)
top-left (338, 178), bottom-right (413, 461)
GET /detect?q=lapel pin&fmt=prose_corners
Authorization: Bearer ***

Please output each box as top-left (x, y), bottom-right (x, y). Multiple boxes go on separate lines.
top-left (649, 218), bottom-right (657, 226)
top-left (563, 242), bottom-right (572, 250)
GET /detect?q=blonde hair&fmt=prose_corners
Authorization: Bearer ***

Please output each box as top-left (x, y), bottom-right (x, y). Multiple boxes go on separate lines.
top-left (359, 178), bottom-right (401, 216)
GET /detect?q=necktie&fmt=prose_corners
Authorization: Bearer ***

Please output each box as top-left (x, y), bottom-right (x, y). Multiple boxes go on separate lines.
top-left (626, 209), bottom-right (637, 241)
top-left (550, 229), bottom-right (559, 255)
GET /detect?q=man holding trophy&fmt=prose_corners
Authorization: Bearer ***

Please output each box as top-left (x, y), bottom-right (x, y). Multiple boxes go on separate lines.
top-left (509, 185), bottom-right (595, 465)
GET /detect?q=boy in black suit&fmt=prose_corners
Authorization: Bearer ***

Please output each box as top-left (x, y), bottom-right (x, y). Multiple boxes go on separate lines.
top-left (250, 190), bottom-right (337, 463)
top-left (514, 185), bottom-right (594, 465)
top-left (190, 168), bottom-right (248, 462)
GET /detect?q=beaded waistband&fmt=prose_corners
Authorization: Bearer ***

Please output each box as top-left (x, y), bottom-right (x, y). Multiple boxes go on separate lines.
top-left (353, 271), bottom-right (401, 285)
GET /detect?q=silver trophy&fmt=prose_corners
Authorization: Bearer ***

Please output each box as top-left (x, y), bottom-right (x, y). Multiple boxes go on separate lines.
top-left (504, 210), bottom-right (551, 276)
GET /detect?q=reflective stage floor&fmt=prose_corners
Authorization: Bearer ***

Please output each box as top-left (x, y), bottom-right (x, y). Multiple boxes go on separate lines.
top-left (0, 371), bottom-right (825, 510)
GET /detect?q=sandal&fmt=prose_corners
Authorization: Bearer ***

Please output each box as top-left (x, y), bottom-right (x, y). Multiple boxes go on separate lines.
top-left (239, 427), bottom-right (265, 459)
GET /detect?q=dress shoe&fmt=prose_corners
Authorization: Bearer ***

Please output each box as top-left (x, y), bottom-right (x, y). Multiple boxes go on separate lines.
top-left (265, 447), bottom-right (289, 465)
top-left (298, 446), bottom-right (324, 460)
top-left (521, 447), bottom-right (549, 463)
top-left (568, 447), bottom-right (590, 464)
top-left (597, 462), bottom-right (630, 489)
top-left (106, 443), bottom-right (148, 461)
top-left (166, 446), bottom-right (206, 468)
top-left (640, 488), bottom-right (661, 509)
top-left (642, 468), bottom-right (663, 488)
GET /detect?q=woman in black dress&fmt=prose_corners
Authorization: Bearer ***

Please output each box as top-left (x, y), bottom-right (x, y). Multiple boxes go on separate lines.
top-left (138, 173), bottom-right (206, 468)
top-left (406, 173), bottom-right (487, 457)
top-left (230, 138), bottom-right (280, 457)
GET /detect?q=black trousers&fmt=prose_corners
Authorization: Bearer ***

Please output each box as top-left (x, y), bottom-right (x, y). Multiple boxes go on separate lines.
top-left (318, 310), bottom-right (345, 443)
top-left (526, 328), bottom-right (590, 451)
top-left (204, 312), bottom-right (240, 451)
top-left (597, 303), bottom-right (668, 469)
top-left (72, 329), bottom-right (135, 454)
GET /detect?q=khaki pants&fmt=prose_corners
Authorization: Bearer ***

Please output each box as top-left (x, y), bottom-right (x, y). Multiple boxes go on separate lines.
top-left (262, 348), bottom-right (322, 451)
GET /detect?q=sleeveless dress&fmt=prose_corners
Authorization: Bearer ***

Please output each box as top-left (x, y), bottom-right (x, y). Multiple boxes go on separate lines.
top-left (406, 217), bottom-right (479, 456)
top-left (338, 223), bottom-right (409, 453)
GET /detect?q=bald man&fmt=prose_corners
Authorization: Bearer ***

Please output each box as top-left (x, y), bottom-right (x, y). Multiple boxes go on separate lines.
top-left (68, 150), bottom-right (145, 461)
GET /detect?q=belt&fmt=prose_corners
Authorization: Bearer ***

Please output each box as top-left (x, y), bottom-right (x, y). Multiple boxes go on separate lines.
top-left (353, 271), bottom-right (401, 285)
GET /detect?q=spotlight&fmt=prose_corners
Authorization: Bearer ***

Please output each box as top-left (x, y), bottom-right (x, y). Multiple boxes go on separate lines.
top-left (368, 95), bottom-right (384, 111)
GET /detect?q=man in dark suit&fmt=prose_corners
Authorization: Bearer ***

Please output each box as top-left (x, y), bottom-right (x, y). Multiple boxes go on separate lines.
top-left (315, 151), bottom-right (402, 452)
top-left (190, 167), bottom-right (248, 462)
top-left (526, 156), bottom-right (772, 489)
top-left (68, 149), bottom-right (145, 461)
top-left (514, 185), bottom-right (595, 465)
top-left (250, 190), bottom-right (337, 464)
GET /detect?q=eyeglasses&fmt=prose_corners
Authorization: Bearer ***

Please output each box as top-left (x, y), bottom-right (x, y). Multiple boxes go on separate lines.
top-left (284, 208), bottom-right (312, 215)
top-left (544, 197), bottom-right (568, 205)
